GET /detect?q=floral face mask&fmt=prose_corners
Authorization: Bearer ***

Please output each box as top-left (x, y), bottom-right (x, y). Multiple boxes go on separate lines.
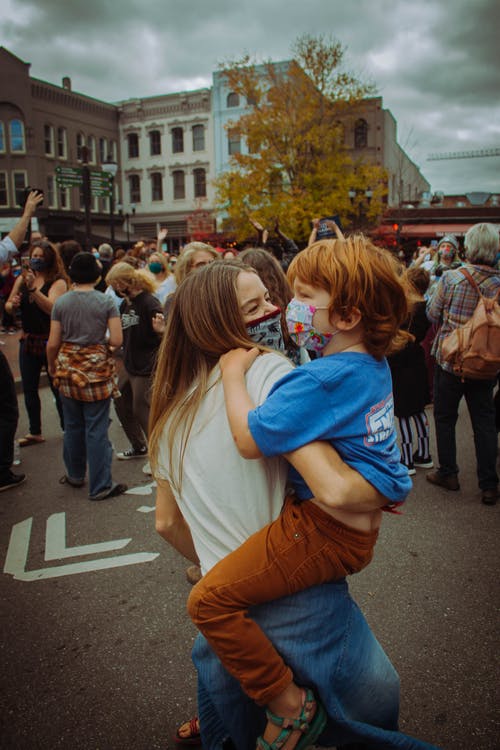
top-left (285, 298), bottom-right (334, 353)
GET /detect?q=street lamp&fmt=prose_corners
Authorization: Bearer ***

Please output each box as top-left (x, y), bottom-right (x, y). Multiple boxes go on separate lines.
top-left (348, 188), bottom-right (373, 229)
top-left (101, 156), bottom-right (118, 248)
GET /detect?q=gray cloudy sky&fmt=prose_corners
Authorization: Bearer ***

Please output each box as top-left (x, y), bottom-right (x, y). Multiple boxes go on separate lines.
top-left (2, 0), bottom-right (500, 195)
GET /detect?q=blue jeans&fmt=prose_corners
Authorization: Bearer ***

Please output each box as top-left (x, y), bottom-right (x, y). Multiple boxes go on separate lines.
top-left (60, 395), bottom-right (113, 497)
top-left (193, 581), bottom-right (439, 750)
top-left (19, 339), bottom-right (64, 435)
top-left (433, 365), bottom-right (498, 489)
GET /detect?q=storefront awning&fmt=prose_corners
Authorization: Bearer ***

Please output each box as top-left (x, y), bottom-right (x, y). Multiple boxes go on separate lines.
top-left (400, 223), bottom-right (473, 238)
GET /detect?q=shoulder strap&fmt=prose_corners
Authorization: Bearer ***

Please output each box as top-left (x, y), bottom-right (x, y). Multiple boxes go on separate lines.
top-left (459, 267), bottom-right (481, 294)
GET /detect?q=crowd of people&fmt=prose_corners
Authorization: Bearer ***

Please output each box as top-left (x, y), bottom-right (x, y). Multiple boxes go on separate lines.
top-left (0, 192), bottom-right (499, 749)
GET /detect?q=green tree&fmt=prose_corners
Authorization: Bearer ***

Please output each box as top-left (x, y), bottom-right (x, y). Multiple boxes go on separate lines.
top-left (215, 34), bottom-right (387, 242)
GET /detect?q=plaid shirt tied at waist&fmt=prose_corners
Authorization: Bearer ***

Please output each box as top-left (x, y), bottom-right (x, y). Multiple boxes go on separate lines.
top-left (54, 342), bottom-right (120, 402)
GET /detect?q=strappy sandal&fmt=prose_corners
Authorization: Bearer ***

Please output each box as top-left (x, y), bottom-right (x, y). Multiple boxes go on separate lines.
top-left (174, 715), bottom-right (201, 746)
top-left (256, 688), bottom-right (327, 750)
top-left (18, 435), bottom-right (45, 447)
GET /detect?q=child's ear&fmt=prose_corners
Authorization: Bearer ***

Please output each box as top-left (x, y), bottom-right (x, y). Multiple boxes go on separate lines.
top-left (331, 307), bottom-right (362, 331)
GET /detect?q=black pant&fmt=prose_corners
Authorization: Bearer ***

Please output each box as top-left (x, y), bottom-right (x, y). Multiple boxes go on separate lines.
top-left (0, 350), bottom-right (18, 477)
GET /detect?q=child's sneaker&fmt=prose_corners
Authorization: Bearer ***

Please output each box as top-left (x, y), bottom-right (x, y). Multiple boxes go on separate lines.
top-left (413, 454), bottom-right (434, 469)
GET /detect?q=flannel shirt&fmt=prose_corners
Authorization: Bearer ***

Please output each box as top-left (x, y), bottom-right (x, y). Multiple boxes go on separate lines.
top-left (54, 342), bottom-right (120, 402)
top-left (427, 263), bottom-right (500, 373)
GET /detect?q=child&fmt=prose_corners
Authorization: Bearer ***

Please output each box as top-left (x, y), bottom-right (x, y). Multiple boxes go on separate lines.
top-left (187, 236), bottom-right (413, 750)
top-left (389, 266), bottom-right (433, 475)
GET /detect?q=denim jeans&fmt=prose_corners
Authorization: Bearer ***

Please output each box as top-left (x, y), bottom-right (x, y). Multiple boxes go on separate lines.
top-left (433, 365), bottom-right (498, 489)
top-left (60, 395), bottom-right (113, 497)
top-left (193, 580), bottom-right (439, 750)
top-left (0, 351), bottom-right (18, 478)
top-left (19, 339), bottom-right (64, 435)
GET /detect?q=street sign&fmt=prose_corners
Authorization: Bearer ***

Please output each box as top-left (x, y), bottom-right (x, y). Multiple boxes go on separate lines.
top-left (90, 170), bottom-right (113, 198)
top-left (55, 165), bottom-right (83, 187)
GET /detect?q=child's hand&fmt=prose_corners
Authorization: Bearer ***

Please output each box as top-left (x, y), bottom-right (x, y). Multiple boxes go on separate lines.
top-left (220, 347), bottom-right (260, 378)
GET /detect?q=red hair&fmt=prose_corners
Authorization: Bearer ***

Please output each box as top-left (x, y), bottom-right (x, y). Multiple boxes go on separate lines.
top-left (287, 235), bottom-right (411, 358)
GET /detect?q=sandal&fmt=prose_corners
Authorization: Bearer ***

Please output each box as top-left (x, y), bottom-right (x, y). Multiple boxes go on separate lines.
top-left (257, 688), bottom-right (327, 750)
top-left (18, 435), bottom-right (45, 447)
top-left (174, 716), bottom-right (201, 746)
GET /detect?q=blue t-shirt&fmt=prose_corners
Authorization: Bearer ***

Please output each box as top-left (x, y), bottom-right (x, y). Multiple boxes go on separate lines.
top-left (248, 352), bottom-right (411, 503)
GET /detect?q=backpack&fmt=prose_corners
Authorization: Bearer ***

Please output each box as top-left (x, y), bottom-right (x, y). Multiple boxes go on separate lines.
top-left (441, 267), bottom-right (500, 380)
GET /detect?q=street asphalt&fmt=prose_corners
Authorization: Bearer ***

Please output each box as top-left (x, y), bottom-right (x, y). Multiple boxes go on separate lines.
top-left (0, 383), bottom-right (498, 750)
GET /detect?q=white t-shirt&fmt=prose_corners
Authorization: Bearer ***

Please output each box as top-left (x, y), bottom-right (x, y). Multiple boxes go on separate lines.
top-left (156, 352), bottom-right (293, 573)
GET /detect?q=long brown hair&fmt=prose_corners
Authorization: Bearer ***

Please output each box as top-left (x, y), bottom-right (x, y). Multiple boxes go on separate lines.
top-left (287, 236), bottom-right (412, 358)
top-left (28, 240), bottom-right (68, 287)
top-left (148, 261), bottom-right (267, 490)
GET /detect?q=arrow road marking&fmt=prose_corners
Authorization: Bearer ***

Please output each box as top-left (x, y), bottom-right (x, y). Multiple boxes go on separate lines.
top-left (45, 513), bottom-right (131, 560)
top-left (3, 515), bottom-right (159, 581)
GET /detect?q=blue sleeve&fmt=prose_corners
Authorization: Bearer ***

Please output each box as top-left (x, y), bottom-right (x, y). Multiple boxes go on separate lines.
top-left (248, 366), bottom-right (333, 457)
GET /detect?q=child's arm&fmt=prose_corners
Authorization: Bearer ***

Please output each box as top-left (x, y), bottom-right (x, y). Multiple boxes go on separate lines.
top-left (155, 479), bottom-right (199, 564)
top-left (220, 348), bottom-right (263, 459)
top-left (285, 441), bottom-right (387, 511)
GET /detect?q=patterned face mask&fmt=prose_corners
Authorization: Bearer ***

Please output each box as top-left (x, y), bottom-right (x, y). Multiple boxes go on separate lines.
top-left (246, 307), bottom-right (284, 352)
top-left (285, 298), bottom-right (334, 353)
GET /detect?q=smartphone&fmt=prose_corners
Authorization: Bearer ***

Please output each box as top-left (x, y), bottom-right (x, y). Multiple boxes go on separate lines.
top-left (317, 214), bottom-right (342, 239)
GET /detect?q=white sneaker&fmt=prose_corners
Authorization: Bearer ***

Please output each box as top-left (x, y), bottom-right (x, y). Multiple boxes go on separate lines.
top-left (142, 461), bottom-right (152, 475)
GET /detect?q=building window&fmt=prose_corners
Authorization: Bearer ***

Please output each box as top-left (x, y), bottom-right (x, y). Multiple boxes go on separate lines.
top-left (354, 119), bottom-right (368, 149)
top-left (91, 195), bottom-right (99, 212)
top-left (10, 119), bottom-right (25, 152)
top-left (59, 186), bottom-right (70, 209)
top-left (0, 122), bottom-right (5, 153)
top-left (57, 127), bottom-right (67, 158)
top-left (129, 174), bottom-right (141, 203)
top-left (172, 127), bottom-right (184, 154)
top-left (228, 129), bottom-right (241, 155)
top-left (127, 133), bottom-right (139, 159)
top-left (193, 168), bottom-right (206, 198)
top-left (0, 172), bottom-right (8, 206)
top-left (76, 132), bottom-right (85, 161)
top-left (151, 172), bottom-right (163, 201)
top-left (227, 92), bottom-right (240, 108)
top-left (149, 130), bottom-right (161, 156)
top-left (99, 137), bottom-right (106, 163)
top-left (173, 170), bottom-right (185, 200)
top-left (47, 175), bottom-right (56, 208)
top-left (87, 135), bottom-right (96, 163)
top-left (192, 125), bottom-right (205, 152)
top-left (110, 139), bottom-right (117, 162)
top-left (44, 125), bottom-right (54, 156)
top-left (12, 171), bottom-right (27, 207)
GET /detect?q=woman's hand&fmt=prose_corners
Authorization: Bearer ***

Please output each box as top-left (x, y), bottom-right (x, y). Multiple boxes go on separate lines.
top-left (9, 293), bottom-right (21, 309)
top-left (23, 269), bottom-right (36, 289)
top-left (152, 312), bottom-right (165, 335)
top-left (220, 347), bottom-right (260, 378)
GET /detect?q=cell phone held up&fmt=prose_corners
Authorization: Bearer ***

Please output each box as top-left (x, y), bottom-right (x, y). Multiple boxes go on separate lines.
top-left (317, 214), bottom-right (342, 239)
top-left (21, 187), bottom-right (44, 208)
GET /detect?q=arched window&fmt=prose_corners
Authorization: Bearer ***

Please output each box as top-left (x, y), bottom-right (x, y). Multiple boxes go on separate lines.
top-left (127, 133), bottom-right (139, 159)
top-left (149, 130), bottom-right (161, 156)
top-left (173, 170), bottom-right (185, 200)
top-left (172, 127), bottom-right (184, 154)
top-left (10, 119), bottom-right (26, 152)
top-left (57, 127), bottom-right (67, 158)
top-left (192, 125), bottom-right (205, 152)
top-left (99, 137), bottom-right (106, 163)
top-left (87, 135), bottom-right (96, 163)
top-left (354, 119), bottom-right (368, 149)
top-left (151, 172), bottom-right (163, 201)
top-left (193, 168), bottom-right (206, 198)
top-left (227, 92), bottom-right (240, 108)
top-left (129, 174), bottom-right (141, 203)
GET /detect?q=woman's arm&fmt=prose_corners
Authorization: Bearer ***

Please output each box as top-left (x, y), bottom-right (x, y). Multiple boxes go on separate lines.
top-left (46, 319), bottom-right (63, 377)
top-left (29, 277), bottom-right (67, 315)
top-left (107, 316), bottom-right (123, 349)
top-left (155, 479), bottom-right (199, 564)
top-left (285, 441), bottom-right (386, 510)
top-left (5, 275), bottom-right (23, 313)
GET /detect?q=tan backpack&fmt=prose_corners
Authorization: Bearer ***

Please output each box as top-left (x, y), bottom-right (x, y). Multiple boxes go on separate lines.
top-left (441, 267), bottom-right (500, 380)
